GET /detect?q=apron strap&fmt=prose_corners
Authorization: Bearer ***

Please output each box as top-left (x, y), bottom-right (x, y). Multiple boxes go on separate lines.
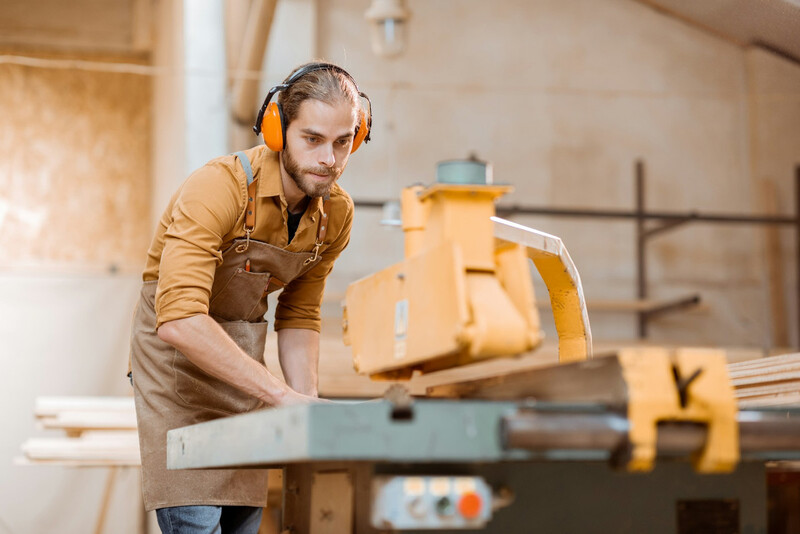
top-left (234, 151), bottom-right (258, 253)
top-left (304, 197), bottom-right (330, 266)
top-left (235, 151), bottom-right (258, 232)
top-left (234, 150), bottom-right (330, 262)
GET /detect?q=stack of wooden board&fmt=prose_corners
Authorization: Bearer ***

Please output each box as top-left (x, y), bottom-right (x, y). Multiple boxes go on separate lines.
top-left (729, 353), bottom-right (800, 408)
top-left (19, 396), bottom-right (140, 465)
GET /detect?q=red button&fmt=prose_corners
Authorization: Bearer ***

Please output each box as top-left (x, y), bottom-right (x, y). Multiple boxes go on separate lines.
top-left (458, 492), bottom-right (483, 519)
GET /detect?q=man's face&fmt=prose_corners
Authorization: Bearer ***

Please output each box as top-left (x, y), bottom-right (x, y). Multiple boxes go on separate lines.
top-left (281, 98), bottom-right (357, 198)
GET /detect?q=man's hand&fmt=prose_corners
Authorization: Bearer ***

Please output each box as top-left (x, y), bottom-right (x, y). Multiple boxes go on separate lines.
top-left (157, 314), bottom-right (321, 407)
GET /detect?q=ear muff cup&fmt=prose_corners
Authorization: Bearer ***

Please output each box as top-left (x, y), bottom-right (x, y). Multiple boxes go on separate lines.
top-left (261, 101), bottom-right (286, 152)
top-left (265, 101), bottom-right (370, 154)
top-left (351, 109), bottom-right (369, 154)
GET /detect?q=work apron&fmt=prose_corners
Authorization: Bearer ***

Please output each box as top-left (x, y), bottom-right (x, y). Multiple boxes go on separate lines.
top-left (130, 152), bottom-right (328, 510)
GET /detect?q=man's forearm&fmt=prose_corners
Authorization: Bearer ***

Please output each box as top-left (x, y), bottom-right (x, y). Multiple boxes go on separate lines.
top-left (157, 314), bottom-right (313, 406)
top-left (277, 328), bottom-right (320, 396)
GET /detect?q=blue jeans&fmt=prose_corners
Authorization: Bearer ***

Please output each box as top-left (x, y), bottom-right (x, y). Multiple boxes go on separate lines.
top-left (156, 505), bottom-right (263, 534)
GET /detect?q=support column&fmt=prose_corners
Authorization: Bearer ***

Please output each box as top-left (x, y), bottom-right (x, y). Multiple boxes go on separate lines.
top-left (184, 0), bottom-right (229, 175)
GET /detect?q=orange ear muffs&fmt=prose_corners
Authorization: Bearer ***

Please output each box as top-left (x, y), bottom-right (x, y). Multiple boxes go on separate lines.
top-left (253, 63), bottom-right (373, 153)
top-left (351, 109), bottom-right (370, 153)
top-left (261, 101), bottom-right (286, 152)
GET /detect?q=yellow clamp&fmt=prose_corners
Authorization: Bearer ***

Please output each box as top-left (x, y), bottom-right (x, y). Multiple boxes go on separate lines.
top-left (619, 347), bottom-right (739, 473)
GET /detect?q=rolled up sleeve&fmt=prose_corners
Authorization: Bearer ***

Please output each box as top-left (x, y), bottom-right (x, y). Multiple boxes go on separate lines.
top-left (155, 164), bottom-right (244, 328)
top-left (274, 201), bottom-right (353, 332)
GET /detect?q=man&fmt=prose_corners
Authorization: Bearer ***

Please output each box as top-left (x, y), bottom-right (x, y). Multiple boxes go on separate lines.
top-left (129, 62), bottom-right (370, 533)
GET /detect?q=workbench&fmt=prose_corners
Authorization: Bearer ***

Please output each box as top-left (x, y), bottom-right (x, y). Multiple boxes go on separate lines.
top-left (167, 399), bottom-right (800, 533)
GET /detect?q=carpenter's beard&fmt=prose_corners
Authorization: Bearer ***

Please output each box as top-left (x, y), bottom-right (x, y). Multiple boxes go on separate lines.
top-left (281, 144), bottom-right (342, 198)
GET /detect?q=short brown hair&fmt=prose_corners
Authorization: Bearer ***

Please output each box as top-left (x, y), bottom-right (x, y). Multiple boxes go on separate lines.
top-left (278, 62), bottom-right (360, 128)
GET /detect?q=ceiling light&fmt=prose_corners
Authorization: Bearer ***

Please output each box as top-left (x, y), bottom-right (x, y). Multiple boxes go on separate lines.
top-left (365, 0), bottom-right (410, 58)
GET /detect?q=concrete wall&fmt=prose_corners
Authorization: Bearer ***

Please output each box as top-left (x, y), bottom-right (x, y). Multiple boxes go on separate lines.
top-left (317, 0), bottom-right (800, 349)
top-left (0, 31), bottom-right (152, 534)
top-left (0, 60), bottom-right (151, 270)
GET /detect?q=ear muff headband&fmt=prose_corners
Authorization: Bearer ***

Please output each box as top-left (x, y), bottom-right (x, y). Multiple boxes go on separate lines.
top-left (253, 63), bottom-right (372, 153)
top-left (351, 94), bottom-right (372, 153)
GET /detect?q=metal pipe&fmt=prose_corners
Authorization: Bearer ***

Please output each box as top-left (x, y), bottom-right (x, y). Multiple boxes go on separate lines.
top-left (738, 409), bottom-right (800, 452)
top-left (354, 201), bottom-right (797, 226)
top-left (501, 412), bottom-right (630, 451)
top-left (636, 160), bottom-right (647, 338)
top-left (493, 207), bottom-right (797, 225)
top-left (643, 217), bottom-right (692, 239)
top-left (642, 295), bottom-right (702, 320)
top-left (501, 409), bottom-right (800, 459)
top-left (501, 412), bottom-right (707, 456)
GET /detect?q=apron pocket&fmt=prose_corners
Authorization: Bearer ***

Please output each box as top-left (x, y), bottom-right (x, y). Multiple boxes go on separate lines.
top-left (209, 269), bottom-right (271, 322)
top-left (173, 320), bottom-right (268, 416)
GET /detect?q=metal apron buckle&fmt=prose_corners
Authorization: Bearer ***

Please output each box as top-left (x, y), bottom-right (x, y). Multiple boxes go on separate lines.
top-left (303, 240), bottom-right (323, 265)
top-left (236, 228), bottom-right (252, 253)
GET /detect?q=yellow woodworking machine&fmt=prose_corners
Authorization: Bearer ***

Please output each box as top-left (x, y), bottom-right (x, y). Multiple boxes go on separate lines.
top-left (343, 172), bottom-right (592, 379)
top-left (344, 182), bottom-right (539, 378)
top-left (341, 160), bottom-right (748, 475)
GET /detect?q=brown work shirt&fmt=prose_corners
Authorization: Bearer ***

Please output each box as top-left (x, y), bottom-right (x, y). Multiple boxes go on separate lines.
top-left (143, 145), bottom-right (353, 331)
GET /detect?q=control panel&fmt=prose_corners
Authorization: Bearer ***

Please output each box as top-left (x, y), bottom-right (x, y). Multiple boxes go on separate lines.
top-left (371, 475), bottom-right (492, 530)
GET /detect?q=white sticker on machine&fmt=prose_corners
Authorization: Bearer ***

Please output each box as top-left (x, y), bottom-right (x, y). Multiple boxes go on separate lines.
top-left (394, 299), bottom-right (409, 360)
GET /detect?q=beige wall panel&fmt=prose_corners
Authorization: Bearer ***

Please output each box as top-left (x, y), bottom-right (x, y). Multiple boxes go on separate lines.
top-left (0, 62), bottom-right (151, 271)
top-left (0, 0), bottom-right (143, 55)
top-left (322, 0), bottom-right (743, 93)
top-left (317, 0), bottom-right (788, 346)
top-left (746, 48), bottom-right (800, 346)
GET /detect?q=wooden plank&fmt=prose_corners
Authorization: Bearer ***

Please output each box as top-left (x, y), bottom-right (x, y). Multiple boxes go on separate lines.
top-left (734, 381), bottom-right (800, 398)
top-left (731, 370), bottom-right (800, 387)
top-left (38, 410), bottom-right (138, 432)
top-left (282, 326), bottom-right (565, 398)
top-left (736, 381), bottom-right (800, 398)
top-left (426, 355), bottom-right (628, 405)
top-left (34, 396), bottom-right (135, 417)
top-left (313, 321), bottom-right (772, 399)
top-left (21, 431), bottom-right (140, 463)
top-left (728, 353), bottom-right (800, 407)
top-left (739, 393), bottom-right (800, 408)
top-left (20, 397), bottom-right (141, 469)
top-left (729, 361), bottom-right (800, 379)
top-left (728, 353), bottom-right (800, 371)
top-left (14, 457), bottom-right (141, 467)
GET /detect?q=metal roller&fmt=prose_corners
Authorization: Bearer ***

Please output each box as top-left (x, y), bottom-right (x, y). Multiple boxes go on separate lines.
top-left (501, 407), bottom-right (800, 460)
